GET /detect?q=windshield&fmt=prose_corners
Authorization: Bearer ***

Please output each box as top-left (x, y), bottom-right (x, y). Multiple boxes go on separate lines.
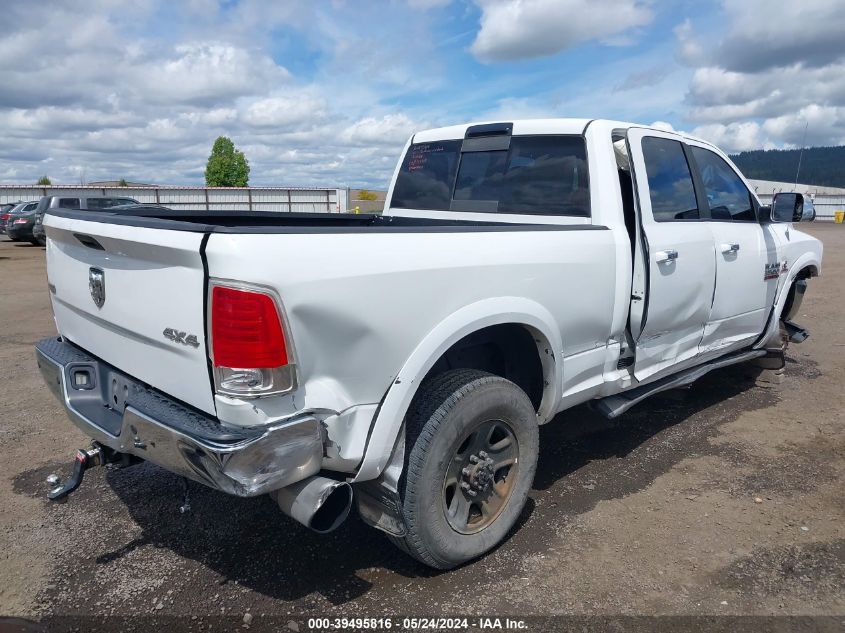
top-left (390, 135), bottom-right (590, 216)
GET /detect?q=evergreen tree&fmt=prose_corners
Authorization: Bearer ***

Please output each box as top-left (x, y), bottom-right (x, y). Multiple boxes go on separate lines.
top-left (731, 146), bottom-right (845, 188)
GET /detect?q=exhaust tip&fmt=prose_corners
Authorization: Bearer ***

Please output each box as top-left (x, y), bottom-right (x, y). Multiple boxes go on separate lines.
top-left (310, 482), bottom-right (353, 534)
top-left (274, 476), bottom-right (353, 534)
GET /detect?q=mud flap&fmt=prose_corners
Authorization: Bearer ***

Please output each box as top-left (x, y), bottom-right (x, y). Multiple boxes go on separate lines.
top-left (355, 479), bottom-right (407, 537)
top-left (783, 320), bottom-right (809, 343)
top-left (354, 425), bottom-right (407, 537)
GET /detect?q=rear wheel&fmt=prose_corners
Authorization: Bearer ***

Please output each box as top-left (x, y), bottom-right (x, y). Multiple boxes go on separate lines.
top-left (390, 369), bottom-right (539, 569)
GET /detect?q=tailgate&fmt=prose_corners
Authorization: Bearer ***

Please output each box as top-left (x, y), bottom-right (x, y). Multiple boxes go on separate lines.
top-left (44, 213), bottom-right (215, 414)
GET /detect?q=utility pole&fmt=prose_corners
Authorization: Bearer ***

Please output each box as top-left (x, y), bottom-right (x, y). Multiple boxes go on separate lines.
top-left (794, 121), bottom-right (808, 187)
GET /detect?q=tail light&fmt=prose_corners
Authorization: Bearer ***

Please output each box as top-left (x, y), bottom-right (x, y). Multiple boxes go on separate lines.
top-left (210, 283), bottom-right (297, 397)
top-left (0, 214), bottom-right (9, 220)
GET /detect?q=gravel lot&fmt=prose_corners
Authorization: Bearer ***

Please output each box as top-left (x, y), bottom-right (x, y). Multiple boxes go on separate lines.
top-left (0, 224), bottom-right (843, 631)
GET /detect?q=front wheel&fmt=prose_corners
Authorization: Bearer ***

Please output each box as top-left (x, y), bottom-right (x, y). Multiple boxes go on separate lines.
top-left (390, 369), bottom-right (539, 569)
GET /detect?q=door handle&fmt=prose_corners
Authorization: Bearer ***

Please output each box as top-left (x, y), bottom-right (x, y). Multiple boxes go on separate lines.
top-left (720, 243), bottom-right (740, 254)
top-left (655, 249), bottom-right (678, 263)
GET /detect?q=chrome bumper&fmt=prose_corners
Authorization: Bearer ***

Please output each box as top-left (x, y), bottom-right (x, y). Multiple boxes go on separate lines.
top-left (35, 337), bottom-right (323, 497)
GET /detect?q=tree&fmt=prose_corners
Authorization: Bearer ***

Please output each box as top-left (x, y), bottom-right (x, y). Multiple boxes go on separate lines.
top-left (36, 175), bottom-right (51, 185)
top-left (205, 136), bottom-right (250, 187)
top-left (358, 189), bottom-right (379, 201)
top-left (118, 178), bottom-right (128, 187)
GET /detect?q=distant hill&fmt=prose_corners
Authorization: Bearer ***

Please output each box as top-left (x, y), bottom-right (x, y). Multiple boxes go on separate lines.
top-left (730, 145), bottom-right (845, 188)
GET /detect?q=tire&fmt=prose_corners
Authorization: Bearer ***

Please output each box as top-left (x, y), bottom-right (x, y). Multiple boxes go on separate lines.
top-left (389, 369), bottom-right (539, 569)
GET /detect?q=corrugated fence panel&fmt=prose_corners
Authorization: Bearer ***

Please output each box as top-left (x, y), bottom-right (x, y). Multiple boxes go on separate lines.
top-left (3, 187), bottom-right (46, 202)
top-left (251, 189), bottom-right (290, 212)
top-left (290, 189), bottom-right (334, 213)
top-left (0, 186), bottom-right (347, 213)
top-left (157, 189), bottom-right (207, 208)
top-left (121, 188), bottom-right (158, 204)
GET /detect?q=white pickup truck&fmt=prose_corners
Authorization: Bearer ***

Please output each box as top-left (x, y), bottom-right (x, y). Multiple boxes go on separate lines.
top-left (36, 119), bottom-right (822, 569)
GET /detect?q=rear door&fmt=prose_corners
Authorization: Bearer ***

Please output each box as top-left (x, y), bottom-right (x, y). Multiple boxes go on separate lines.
top-left (627, 128), bottom-right (716, 381)
top-left (44, 213), bottom-right (215, 414)
top-left (687, 143), bottom-right (774, 353)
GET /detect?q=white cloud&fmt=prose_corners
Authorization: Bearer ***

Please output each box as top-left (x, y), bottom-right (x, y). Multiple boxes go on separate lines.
top-left (135, 43), bottom-right (291, 105)
top-left (470, 0), bottom-right (652, 62)
top-left (341, 114), bottom-right (421, 146)
top-left (762, 105), bottom-right (845, 147)
top-left (673, 19), bottom-right (704, 66)
top-left (690, 122), bottom-right (766, 153)
top-left (650, 121), bottom-right (676, 132)
top-left (678, 1), bottom-right (845, 152)
top-left (243, 95), bottom-right (329, 129)
top-left (0, 1), bottom-right (436, 188)
top-left (714, 0), bottom-right (845, 73)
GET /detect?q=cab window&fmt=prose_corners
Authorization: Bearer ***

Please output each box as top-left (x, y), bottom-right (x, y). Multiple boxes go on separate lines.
top-left (690, 146), bottom-right (756, 222)
top-left (391, 136), bottom-right (590, 216)
top-left (58, 198), bottom-right (81, 209)
top-left (641, 137), bottom-right (699, 221)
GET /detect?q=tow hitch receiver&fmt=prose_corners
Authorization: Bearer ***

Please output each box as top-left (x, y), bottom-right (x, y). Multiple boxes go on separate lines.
top-left (46, 443), bottom-right (126, 501)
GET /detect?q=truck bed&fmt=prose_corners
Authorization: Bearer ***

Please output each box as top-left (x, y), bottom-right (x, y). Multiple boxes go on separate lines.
top-left (43, 205), bottom-right (619, 470)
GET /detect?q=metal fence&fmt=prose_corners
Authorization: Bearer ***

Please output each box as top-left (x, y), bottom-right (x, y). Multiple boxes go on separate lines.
top-left (0, 185), bottom-right (349, 213)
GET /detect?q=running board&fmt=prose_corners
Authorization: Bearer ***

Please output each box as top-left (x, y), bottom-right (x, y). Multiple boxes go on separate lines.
top-left (592, 349), bottom-right (767, 419)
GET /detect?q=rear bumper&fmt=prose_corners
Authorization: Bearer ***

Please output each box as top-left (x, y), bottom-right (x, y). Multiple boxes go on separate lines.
top-left (35, 336), bottom-right (323, 496)
top-left (7, 223), bottom-right (34, 240)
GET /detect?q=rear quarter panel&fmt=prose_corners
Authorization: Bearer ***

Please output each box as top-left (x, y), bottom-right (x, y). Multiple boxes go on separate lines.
top-left (205, 227), bottom-right (618, 473)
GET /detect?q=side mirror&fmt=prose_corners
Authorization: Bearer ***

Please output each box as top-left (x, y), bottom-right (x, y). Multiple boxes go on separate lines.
top-left (771, 192), bottom-right (804, 223)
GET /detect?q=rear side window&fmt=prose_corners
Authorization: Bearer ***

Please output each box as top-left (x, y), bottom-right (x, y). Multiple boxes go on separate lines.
top-left (58, 198), bottom-right (80, 209)
top-left (641, 137), bottom-right (699, 221)
top-left (690, 146), bottom-right (756, 222)
top-left (86, 197), bottom-right (138, 209)
top-left (391, 140), bottom-right (462, 211)
top-left (86, 198), bottom-right (113, 209)
top-left (390, 135), bottom-right (590, 216)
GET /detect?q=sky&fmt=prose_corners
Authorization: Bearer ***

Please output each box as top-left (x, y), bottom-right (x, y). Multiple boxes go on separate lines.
top-left (1, 0), bottom-right (844, 188)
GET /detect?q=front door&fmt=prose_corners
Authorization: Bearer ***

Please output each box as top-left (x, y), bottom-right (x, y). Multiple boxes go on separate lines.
top-left (687, 143), bottom-right (774, 353)
top-left (627, 128), bottom-right (716, 382)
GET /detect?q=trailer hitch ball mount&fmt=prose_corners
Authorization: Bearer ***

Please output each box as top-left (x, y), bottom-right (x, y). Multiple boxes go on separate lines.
top-left (46, 442), bottom-right (131, 501)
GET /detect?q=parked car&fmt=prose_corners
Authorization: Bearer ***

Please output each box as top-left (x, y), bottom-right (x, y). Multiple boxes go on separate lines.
top-left (35, 119), bottom-right (822, 569)
top-left (5, 201), bottom-right (41, 243)
top-left (0, 202), bottom-right (23, 234)
top-left (31, 195), bottom-right (139, 245)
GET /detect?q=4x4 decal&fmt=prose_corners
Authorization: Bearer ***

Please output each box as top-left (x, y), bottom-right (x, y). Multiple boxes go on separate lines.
top-left (162, 327), bottom-right (200, 348)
